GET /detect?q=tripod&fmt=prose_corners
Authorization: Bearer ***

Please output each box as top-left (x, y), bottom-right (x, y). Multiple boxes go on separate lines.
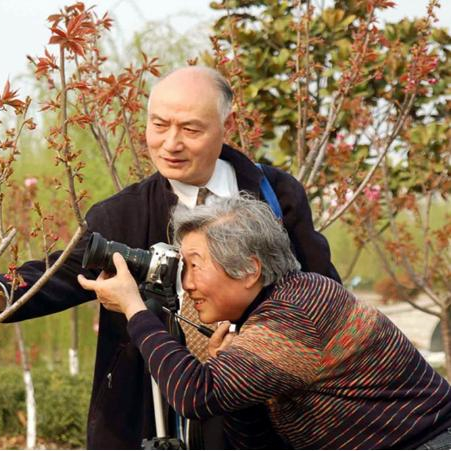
top-left (139, 280), bottom-right (215, 450)
top-left (140, 284), bottom-right (186, 450)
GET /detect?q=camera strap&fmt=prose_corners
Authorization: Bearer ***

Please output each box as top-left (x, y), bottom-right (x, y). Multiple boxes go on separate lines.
top-left (255, 163), bottom-right (283, 220)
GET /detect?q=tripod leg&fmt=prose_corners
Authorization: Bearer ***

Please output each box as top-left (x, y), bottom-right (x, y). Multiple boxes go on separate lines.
top-left (152, 377), bottom-right (167, 438)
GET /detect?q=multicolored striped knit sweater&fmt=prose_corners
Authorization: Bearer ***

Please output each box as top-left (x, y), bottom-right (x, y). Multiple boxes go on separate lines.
top-left (127, 271), bottom-right (451, 449)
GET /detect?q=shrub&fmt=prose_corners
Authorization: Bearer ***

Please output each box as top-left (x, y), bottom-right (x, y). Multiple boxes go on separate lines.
top-left (0, 366), bottom-right (91, 448)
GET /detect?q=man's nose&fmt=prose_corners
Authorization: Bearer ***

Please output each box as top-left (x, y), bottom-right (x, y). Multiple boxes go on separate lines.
top-left (163, 127), bottom-right (183, 152)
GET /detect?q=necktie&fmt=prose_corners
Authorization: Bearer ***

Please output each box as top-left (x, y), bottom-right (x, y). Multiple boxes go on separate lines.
top-left (180, 186), bottom-right (214, 362)
top-left (196, 186), bottom-right (210, 206)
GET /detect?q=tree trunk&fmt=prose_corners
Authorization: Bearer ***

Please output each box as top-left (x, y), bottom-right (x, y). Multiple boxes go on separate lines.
top-left (440, 305), bottom-right (451, 381)
top-left (15, 324), bottom-right (36, 450)
top-left (69, 306), bottom-right (79, 375)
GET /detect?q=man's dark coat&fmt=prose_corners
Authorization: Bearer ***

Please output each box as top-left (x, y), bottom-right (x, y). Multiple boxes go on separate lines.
top-left (3, 145), bottom-right (340, 449)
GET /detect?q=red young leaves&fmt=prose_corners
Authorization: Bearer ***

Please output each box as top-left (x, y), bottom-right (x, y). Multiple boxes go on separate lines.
top-left (0, 81), bottom-right (25, 113)
top-left (49, 10), bottom-right (96, 56)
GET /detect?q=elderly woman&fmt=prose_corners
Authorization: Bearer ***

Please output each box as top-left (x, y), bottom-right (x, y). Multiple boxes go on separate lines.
top-left (79, 196), bottom-right (451, 450)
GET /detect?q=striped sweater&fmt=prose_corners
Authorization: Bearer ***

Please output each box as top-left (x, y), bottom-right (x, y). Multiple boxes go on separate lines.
top-left (128, 271), bottom-right (451, 449)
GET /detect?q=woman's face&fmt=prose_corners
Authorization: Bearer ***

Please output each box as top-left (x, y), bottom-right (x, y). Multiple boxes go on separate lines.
top-left (180, 231), bottom-right (261, 324)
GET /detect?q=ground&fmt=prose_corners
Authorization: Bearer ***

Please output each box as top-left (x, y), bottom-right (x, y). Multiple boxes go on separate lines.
top-left (0, 435), bottom-right (64, 450)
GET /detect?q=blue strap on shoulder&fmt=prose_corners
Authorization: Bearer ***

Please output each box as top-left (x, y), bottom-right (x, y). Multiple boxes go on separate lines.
top-left (255, 163), bottom-right (283, 220)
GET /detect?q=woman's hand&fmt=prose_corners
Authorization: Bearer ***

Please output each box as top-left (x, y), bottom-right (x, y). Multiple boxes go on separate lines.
top-left (208, 321), bottom-right (236, 358)
top-left (78, 252), bottom-right (146, 320)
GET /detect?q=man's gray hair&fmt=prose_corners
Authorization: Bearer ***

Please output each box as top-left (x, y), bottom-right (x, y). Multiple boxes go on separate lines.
top-left (172, 195), bottom-right (301, 286)
top-left (205, 67), bottom-right (233, 122)
top-left (149, 66), bottom-right (233, 123)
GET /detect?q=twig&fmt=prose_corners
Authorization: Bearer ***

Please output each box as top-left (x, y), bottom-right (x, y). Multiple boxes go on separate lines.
top-left (96, 128), bottom-right (123, 191)
top-left (225, 7), bottom-right (250, 155)
top-left (306, 95), bottom-right (345, 186)
top-left (295, 0), bottom-right (310, 166)
top-left (367, 219), bottom-right (440, 317)
top-left (422, 190), bottom-right (433, 282)
top-left (0, 228), bottom-right (17, 256)
top-left (319, 93), bottom-right (416, 231)
top-left (74, 55), bottom-right (123, 192)
top-left (0, 99), bottom-right (32, 236)
top-left (297, 92), bottom-right (339, 182)
top-left (59, 46), bottom-right (84, 226)
top-left (380, 151), bottom-right (443, 307)
top-left (40, 213), bottom-right (50, 270)
top-left (341, 244), bottom-right (364, 282)
top-left (299, 8), bottom-right (375, 184)
top-left (121, 109), bottom-right (145, 179)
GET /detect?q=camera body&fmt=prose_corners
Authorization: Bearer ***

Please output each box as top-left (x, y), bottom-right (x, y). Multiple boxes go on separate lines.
top-left (82, 232), bottom-right (181, 311)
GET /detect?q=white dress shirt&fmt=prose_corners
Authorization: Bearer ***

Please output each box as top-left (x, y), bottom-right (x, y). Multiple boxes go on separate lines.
top-left (168, 159), bottom-right (239, 208)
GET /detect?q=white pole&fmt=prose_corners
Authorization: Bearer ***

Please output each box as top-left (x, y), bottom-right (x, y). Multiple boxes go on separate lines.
top-left (23, 370), bottom-right (36, 449)
top-left (68, 348), bottom-right (79, 376)
top-left (15, 324), bottom-right (36, 450)
top-left (151, 378), bottom-right (167, 438)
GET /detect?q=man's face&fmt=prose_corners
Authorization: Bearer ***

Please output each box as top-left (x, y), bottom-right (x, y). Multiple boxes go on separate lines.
top-left (146, 75), bottom-right (225, 186)
top-left (181, 231), bottom-right (256, 324)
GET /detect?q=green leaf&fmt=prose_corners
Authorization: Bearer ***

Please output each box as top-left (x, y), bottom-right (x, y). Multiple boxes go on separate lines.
top-left (322, 8), bottom-right (346, 30)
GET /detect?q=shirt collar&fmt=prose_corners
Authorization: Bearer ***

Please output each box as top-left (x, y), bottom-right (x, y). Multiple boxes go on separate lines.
top-left (168, 159), bottom-right (238, 208)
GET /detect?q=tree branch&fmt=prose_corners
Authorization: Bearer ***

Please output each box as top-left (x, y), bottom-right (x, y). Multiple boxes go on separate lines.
top-left (367, 221), bottom-right (440, 317)
top-left (0, 228), bottom-right (17, 256)
top-left (295, 0), bottom-right (310, 166)
top-left (0, 223), bottom-right (87, 323)
top-left (59, 46), bottom-right (84, 226)
top-left (121, 109), bottom-right (144, 179)
top-left (380, 152), bottom-right (443, 307)
top-left (318, 93), bottom-right (416, 231)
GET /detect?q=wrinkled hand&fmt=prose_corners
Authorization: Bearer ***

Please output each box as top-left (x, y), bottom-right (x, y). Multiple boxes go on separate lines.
top-left (208, 321), bottom-right (236, 358)
top-left (77, 253), bottom-right (146, 320)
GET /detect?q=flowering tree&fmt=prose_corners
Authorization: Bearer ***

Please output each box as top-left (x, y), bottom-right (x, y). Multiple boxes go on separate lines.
top-left (0, 2), bottom-right (160, 444)
top-left (0, 3), bottom-right (162, 318)
top-left (208, 0), bottom-right (450, 375)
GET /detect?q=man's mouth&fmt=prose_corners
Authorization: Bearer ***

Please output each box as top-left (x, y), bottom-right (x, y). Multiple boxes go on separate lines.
top-left (163, 156), bottom-right (187, 164)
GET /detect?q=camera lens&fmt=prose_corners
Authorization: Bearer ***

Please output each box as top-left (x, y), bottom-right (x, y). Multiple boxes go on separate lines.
top-left (82, 232), bottom-right (152, 282)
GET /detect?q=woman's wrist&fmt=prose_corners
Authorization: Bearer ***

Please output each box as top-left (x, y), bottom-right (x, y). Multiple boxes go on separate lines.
top-left (125, 298), bottom-right (147, 321)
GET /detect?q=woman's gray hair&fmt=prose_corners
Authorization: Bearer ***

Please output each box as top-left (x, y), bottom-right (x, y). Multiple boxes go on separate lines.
top-left (172, 195), bottom-right (301, 286)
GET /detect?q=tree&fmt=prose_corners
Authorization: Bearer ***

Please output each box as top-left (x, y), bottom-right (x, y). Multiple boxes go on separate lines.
top-left (207, 0), bottom-right (450, 375)
top-left (0, 2), bottom-right (159, 441)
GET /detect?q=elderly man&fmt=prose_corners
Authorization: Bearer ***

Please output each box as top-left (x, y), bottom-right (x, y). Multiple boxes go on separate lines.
top-left (1, 67), bottom-right (339, 449)
top-left (79, 196), bottom-right (451, 450)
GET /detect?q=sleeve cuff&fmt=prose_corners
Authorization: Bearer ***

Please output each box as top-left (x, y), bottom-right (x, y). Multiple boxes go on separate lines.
top-left (127, 309), bottom-right (166, 346)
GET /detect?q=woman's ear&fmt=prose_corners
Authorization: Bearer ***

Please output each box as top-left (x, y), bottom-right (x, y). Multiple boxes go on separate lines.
top-left (245, 256), bottom-right (262, 289)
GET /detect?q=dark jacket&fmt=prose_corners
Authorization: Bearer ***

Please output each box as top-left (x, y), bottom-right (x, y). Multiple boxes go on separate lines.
top-left (3, 145), bottom-right (340, 449)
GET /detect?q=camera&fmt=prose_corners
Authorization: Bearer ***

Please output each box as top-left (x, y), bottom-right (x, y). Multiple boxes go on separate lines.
top-left (82, 232), bottom-right (181, 309)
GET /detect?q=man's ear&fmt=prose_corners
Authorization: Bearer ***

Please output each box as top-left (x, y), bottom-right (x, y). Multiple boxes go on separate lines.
top-left (224, 112), bottom-right (234, 132)
top-left (245, 256), bottom-right (262, 289)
